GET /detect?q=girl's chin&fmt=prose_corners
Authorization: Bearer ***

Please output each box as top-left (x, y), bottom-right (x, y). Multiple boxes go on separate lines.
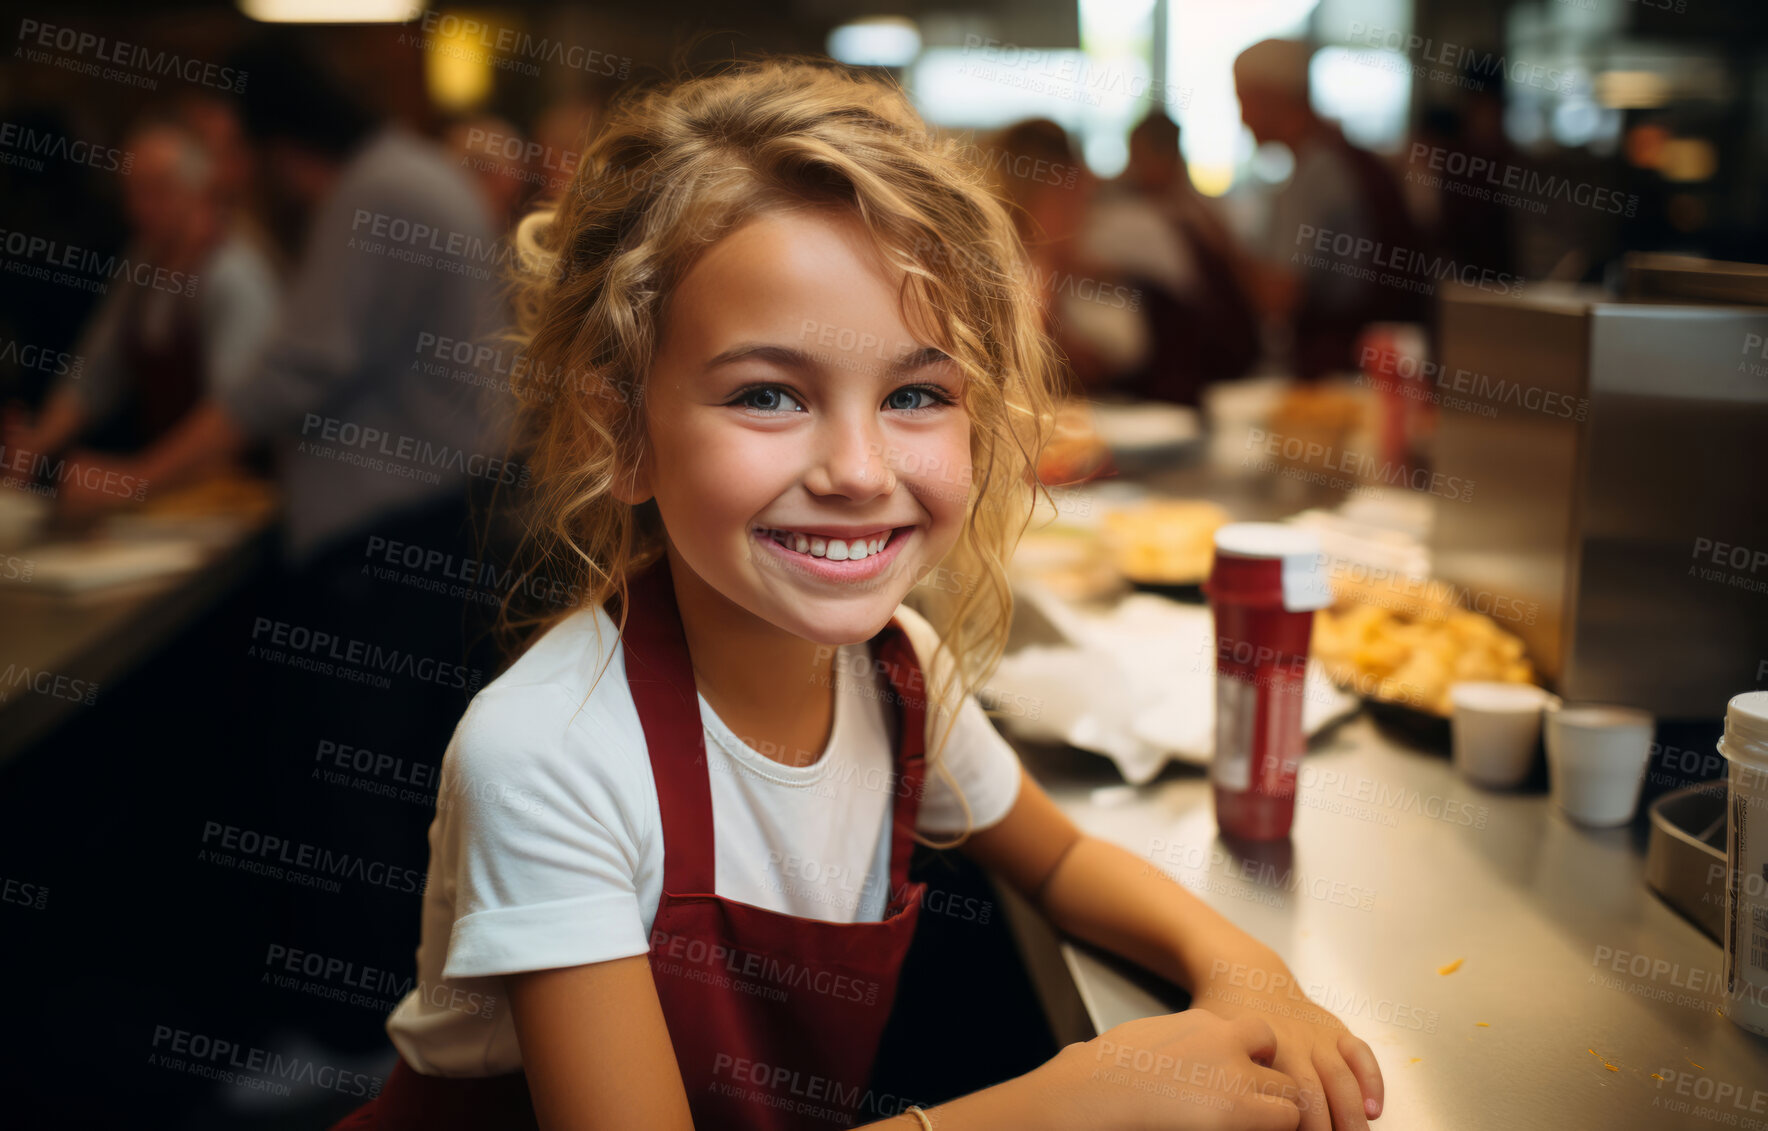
top-left (762, 596), bottom-right (906, 648)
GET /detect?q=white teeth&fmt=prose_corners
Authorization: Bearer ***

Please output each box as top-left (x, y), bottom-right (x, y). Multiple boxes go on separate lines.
top-left (759, 527), bottom-right (896, 562)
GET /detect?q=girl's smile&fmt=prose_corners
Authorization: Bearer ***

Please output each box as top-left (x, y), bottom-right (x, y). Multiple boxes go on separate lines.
top-left (750, 521), bottom-right (916, 583)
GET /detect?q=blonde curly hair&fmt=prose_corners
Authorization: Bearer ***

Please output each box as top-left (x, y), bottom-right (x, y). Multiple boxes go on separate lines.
top-left (495, 56), bottom-right (1063, 846)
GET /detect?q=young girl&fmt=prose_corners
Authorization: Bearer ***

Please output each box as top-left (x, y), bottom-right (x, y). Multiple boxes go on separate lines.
top-left (331, 58), bottom-right (1383, 1131)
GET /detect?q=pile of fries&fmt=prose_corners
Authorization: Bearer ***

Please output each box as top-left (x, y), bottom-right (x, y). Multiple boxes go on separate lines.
top-left (1312, 603), bottom-right (1536, 716)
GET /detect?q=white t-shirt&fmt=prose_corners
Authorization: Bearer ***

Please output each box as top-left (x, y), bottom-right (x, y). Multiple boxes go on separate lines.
top-left (386, 600), bottom-right (1024, 1076)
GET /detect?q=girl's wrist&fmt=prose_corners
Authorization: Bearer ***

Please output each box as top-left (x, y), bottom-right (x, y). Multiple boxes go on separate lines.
top-left (1181, 937), bottom-right (1282, 995)
top-left (921, 1057), bottom-right (1081, 1131)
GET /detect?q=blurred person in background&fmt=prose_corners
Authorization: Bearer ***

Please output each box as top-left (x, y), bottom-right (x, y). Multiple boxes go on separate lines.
top-left (2, 115), bottom-right (279, 460)
top-left (175, 90), bottom-right (255, 218)
top-left (983, 118), bottom-right (1135, 393)
top-left (445, 113), bottom-right (538, 235)
top-left (1406, 79), bottom-right (1515, 278)
top-left (0, 104), bottom-right (126, 411)
top-left (53, 31), bottom-right (512, 1053)
top-left (60, 35), bottom-right (505, 584)
top-left (174, 89), bottom-right (288, 278)
top-left (1078, 108), bottom-right (1261, 406)
top-left (1233, 38), bottom-right (1425, 381)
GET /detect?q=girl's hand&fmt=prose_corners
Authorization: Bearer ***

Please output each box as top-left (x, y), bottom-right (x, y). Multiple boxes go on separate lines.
top-left (1193, 955), bottom-right (1384, 1131)
top-left (1029, 1009), bottom-right (1303, 1131)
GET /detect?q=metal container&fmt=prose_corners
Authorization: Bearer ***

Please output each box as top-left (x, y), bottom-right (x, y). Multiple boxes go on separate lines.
top-left (1645, 782), bottom-right (1727, 941)
top-left (1430, 256), bottom-right (1768, 720)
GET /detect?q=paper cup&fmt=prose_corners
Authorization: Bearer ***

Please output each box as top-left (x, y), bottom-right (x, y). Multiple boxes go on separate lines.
top-left (1544, 704), bottom-right (1654, 826)
top-left (1449, 682), bottom-right (1553, 788)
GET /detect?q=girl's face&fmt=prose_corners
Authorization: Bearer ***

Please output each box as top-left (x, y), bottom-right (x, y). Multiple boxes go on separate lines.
top-left (626, 207), bottom-right (972, 646)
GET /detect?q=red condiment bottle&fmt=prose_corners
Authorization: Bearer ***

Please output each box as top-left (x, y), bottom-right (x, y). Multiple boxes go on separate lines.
top-left (1205, 524), bottom-right (1332, 841)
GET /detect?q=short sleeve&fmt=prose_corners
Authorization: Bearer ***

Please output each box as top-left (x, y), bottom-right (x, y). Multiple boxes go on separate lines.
top-left (918, 692), bottom-right (1023, 834)
top-left (437, 683), bottom-right (653, 980)
top-left (892, 605), bottom-right (1024, 835)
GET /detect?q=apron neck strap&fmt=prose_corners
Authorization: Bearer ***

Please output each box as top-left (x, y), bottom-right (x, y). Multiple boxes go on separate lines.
top-left (871, 621), bottom-right (928, 905)
top-left (620, 556), bottom-right (716, 894)
top-left (620, 555), bottom-right (930, 903)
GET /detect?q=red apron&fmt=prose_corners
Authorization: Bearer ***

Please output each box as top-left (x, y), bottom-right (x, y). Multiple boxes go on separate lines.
top-left (331, 554), bottom-right (930, 1130)
top-left (121, 283), bottom-right (206, 448)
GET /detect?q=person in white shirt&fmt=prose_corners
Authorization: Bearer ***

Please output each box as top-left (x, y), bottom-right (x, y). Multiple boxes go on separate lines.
top-left (1234, 38), bottom-right (1426, 380)
top-left (4, 118), bottom-right (278, 462)
top-left (1079, 110), bottom-right (1261, 404)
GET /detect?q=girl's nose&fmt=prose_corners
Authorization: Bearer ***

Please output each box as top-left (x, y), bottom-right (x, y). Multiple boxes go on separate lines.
top-left (804, 414), bottom-right (897, 501)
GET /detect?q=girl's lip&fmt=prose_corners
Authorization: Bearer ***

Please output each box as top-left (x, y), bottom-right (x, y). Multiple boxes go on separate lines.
top-left (754, 523), bottom-right (906, 540)
top-left (752, 524), bottom-right (913, 584)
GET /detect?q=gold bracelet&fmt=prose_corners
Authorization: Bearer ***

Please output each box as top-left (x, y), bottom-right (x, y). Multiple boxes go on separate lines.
top-left (903, 1105), bottom-right (934, 1130)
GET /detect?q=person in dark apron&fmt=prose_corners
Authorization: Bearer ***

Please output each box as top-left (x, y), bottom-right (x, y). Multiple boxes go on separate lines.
top-left (118, 284), bottom-right (209, 450)
top-left (328, 553), bottom-right (931, 1131)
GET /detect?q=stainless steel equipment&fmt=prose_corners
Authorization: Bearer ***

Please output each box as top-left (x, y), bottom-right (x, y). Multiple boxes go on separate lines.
top-left (1430, 255), bottom-right (1768, 720)
top-left (1646, 782), bottom-right (1727, 941)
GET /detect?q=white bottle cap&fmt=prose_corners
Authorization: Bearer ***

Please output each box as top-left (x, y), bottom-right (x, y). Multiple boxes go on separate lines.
top-left (1721, 691), bottom-right (1768, 766)
top-left (1212, 523), bottom-right (1332, 613)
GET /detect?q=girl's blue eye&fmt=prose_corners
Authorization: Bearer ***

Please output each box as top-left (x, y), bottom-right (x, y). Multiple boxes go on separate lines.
top-left (734, 386), bottom-right (804, 413)
top-left (885, 385), bottom-right (955, 412)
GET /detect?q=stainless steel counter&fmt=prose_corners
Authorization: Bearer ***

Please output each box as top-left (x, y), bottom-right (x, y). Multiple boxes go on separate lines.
top-left (991, 399), bottom-right (1766, 1127)
top-left (0, 510), bottom-right (274, 764)
top-left (996, 709), bottom-right (1768, 1129)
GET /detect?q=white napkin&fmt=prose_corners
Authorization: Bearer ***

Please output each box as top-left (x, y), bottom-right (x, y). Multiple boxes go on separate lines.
top-left (9, 539), bottom-right (207, 593)
top-left (986, 584), bottom-right (1358, 784)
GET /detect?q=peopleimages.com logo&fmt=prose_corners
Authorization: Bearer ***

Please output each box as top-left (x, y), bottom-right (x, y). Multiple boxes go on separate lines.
top-left (298, 413), bottom-right (531, 488)
top-left (0, 121), bottom-right (132, 175)
top-left (249, 615), bottom-right (483, 691)
top-left (1344, 21), bottom-right (1583, 95)
top-left (0, 227), bottom-right (199, 297)
top-left (1292, 224), bottom-right (1524, 298)
top-left (1406, 143), bottom-right (1638, 218)
top-left (0, 333), bottom-right (84, 379)
top-left (15, 19), bottom-right (248, 92)
top-left (399, 10), bottom-right (631, 79)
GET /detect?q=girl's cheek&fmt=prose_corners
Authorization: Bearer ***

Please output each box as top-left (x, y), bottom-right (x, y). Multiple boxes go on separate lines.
top-left (901, 440), bottom-right (972, 517)
top-left (706, 431), bottom-right (797, 485)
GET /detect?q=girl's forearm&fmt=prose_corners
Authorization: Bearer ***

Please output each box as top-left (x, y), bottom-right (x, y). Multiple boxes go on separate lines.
top-left (1033, 835), bottom-right (1278, 993)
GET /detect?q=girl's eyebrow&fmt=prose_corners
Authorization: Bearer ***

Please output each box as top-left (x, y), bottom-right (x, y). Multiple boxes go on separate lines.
top-left (703, 342), bottom-right (954, 376)
top-left (892, 345), bottom-right (957, 373)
